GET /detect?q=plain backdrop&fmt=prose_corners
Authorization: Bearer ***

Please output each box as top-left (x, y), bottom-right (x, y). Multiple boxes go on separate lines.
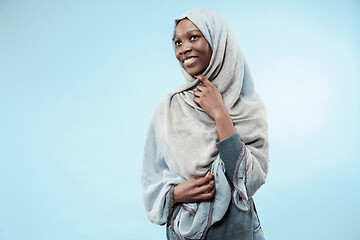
top-left (1, 0), bottom-right (359, 239)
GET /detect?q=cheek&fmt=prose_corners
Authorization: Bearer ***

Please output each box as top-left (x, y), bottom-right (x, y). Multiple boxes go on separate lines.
top-left (207, 48), bottom-right (212, 61)
top-left (199, 42), bottom-right (211, 56)
top-left (204, 45), bottom-right (212, 62)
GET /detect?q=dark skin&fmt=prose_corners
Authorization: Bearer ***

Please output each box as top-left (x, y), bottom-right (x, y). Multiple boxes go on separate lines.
top-left (172, 19), bottom-right (236, 203)
top-left (174, 18), bottom-right (212, 76)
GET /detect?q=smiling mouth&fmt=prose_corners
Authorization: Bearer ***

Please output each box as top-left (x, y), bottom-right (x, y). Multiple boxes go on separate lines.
top-left (183, 57), bottom-right (198, 67)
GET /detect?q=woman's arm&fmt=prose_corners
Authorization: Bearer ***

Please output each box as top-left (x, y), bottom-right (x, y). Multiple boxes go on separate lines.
top-left (193, 74), bottom-right (235, 141)
top-left (193, 74), bottom-right (268, 203)
top-left (192, 74), bottom-right (241, 182)
top-left (172, 74), bottom-right (234, 204)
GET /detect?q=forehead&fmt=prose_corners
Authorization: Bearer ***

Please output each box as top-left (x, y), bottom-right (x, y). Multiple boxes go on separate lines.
top-left (175, 19), bottom-right (202, 37)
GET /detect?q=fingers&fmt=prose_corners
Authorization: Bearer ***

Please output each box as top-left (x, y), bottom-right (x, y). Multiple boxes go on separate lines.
top-left (196, 84), bottom-right (206, 92)
top-left (204, 186), bottom-right (216, 200)
top-left (193, 90), bottom-right (202, 97)
top-left (194, 85), bottom-right (205, 98)
top-left (193, 85), bottom-right (204, 105)
top-left (196, 186), bottom-right (216, 201)
top-left (193, 96), bottom-right (200, 105)
top-left (174, 172), bottom-right (216, 203)
top-left (195, 171), bottom-right (214, 186)
top-left (196, 179), bottom-right (215, 194)
top-left (195, 74), bottom-right (213, 87)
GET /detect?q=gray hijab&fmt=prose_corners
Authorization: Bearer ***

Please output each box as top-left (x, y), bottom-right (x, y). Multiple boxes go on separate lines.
top-left (162, 8), bottom-right (269, 180)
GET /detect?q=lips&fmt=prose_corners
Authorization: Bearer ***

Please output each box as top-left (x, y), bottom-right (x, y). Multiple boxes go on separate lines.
top-left (182, 56), bottom-right (198, 67)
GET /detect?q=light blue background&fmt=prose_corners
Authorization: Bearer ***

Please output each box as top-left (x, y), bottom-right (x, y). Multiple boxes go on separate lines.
top-left (1, 0), bottom-right (359, 239)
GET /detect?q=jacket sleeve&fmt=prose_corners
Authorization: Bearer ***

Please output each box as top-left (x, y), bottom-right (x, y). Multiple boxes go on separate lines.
top-left (216, 132), bottom-right (268, 211)
top-left (216, 133), bottom-right (243, 183)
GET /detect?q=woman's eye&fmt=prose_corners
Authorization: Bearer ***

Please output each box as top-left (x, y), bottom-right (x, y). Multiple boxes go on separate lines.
top-left (175, 41), bottom-right (182, 46)
top-left (190, 35), bottom-right (199, 41)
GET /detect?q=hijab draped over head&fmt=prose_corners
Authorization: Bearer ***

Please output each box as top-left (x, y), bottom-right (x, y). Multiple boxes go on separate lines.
top-left (158, 8), bottom-right (268, 180)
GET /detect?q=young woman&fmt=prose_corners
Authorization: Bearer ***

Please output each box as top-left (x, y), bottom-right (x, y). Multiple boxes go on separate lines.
top-left (142, 8), bottom-right (269, 240)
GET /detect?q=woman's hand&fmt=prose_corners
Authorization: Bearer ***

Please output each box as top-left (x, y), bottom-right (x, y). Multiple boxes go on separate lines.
top-left (193, 74), bottom-right (227, 121)
top-left (193, 74), bottom-right (236, 141)
top-left (173, 171), bottom-right (215, 203)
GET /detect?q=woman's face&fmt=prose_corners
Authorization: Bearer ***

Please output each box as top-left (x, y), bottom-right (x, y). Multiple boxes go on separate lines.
top-left (174, 19), bottom-right (212, 76)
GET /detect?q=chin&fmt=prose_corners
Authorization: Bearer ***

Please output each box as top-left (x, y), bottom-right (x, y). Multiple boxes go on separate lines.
top-left (185, 69), bottom-right (201, 76)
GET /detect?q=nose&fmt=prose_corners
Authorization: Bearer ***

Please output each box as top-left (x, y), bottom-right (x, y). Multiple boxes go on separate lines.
top-left (179, 40), bottom-right (191, 55)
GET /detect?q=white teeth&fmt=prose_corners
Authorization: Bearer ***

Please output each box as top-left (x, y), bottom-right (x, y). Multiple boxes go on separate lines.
top-left (184, 57), bottom-right (195, 63)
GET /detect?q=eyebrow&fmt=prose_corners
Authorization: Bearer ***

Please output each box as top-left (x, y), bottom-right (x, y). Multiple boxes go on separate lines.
top-left (174, 29), bottom-right (202, 38)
